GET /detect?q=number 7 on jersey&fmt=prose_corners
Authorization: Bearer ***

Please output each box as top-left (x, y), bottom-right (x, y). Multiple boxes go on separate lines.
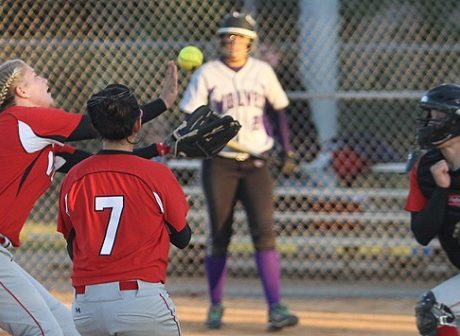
top-left (95, 196), bottom-right (124, 255)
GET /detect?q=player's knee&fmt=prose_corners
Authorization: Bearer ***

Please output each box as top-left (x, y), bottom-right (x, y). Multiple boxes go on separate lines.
top-left (415, 290), bottom-right (457, 336)
top-left (253, 236), bottom-right (275, 251)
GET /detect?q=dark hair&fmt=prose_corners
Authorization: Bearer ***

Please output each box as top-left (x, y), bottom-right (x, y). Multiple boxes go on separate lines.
top-left (87, 84), bottom-right (141, 140)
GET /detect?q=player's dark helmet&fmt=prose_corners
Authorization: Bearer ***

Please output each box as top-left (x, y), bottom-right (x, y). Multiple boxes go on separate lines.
top-left (217, 11), bottom-right (257, 39)
top-left (416, 83), bottom-right (460, 149)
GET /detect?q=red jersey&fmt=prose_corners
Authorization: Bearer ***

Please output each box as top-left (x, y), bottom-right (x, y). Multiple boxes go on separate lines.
top-left (0, 106), bottom-right (82, 246)
top-left (57, 152), bottom-right (189, 286)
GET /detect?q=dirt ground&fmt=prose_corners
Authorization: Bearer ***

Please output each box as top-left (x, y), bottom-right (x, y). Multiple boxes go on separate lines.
top-left (172, 295), bottom-right (416, 336)
top-left (44, 291), bottom-right (416, 336)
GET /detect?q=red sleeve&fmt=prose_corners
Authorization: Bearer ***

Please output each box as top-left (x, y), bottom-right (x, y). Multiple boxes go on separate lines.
top-left (404, 164), bottom-right (428, 212)
top-left (160, 168), bottom-right (189, 232)
top-left (21, 107), bottom-right (82, 139)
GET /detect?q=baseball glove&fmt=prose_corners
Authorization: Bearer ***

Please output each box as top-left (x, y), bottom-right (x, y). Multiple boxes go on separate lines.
top-left (165, 105), bottom-right (241, 158)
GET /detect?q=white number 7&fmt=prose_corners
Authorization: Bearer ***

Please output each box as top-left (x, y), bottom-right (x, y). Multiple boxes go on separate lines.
top-left (95, 196), bottom-right (124, 255)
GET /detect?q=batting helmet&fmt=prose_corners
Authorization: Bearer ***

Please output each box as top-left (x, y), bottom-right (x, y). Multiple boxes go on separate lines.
top-left (416, 83), bottom-right (460, 149)
top-left (217, 12), bottom-right (257, 39)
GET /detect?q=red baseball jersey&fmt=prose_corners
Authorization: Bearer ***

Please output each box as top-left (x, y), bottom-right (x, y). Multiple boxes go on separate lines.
top-left (0, 106), bottom-right (82, 246)
top-left (57, 152), bottom-right (189, 286)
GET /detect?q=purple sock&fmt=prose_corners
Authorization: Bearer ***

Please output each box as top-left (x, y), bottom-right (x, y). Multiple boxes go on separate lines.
top-left (205, 255), bottom-right (227, 305)
top-left (255, 249), bottom-right (281, 307)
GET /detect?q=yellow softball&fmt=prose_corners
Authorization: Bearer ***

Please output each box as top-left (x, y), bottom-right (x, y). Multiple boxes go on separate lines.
top-left (177, 46), bottom-right (204, 71)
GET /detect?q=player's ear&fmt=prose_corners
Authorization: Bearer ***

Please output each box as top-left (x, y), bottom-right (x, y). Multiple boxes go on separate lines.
top-left (15, 85), bottom-right (28, 98)
top-left (133, 117), bottom-right (142, 134)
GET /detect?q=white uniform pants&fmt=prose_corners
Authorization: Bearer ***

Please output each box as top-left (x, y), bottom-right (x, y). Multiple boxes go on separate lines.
top-left (0, 246), bottom-right (80, 335)
top-left (72, 281), bottom-right (181, 336)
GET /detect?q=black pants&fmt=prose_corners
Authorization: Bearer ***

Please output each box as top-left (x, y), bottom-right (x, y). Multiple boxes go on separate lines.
top-left (201, 157), bottom-right (276, 256)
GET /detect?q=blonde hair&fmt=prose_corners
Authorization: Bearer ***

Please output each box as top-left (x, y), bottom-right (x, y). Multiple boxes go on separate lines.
top-left (0, 59), bottom-right (28, 111)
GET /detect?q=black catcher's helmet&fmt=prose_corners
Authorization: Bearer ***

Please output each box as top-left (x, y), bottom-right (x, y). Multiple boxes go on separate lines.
top-left (416, 83), bottom-right (460, 149)
top-left (217, 12), bottom-right (257, 39)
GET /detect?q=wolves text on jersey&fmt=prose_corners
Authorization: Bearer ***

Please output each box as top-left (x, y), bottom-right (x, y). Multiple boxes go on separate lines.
top-left (210, 90), bottom-right (265, 113)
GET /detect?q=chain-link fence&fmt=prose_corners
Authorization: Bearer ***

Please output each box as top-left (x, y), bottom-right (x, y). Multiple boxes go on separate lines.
top-left (1, 0), bottom-right (459, 292)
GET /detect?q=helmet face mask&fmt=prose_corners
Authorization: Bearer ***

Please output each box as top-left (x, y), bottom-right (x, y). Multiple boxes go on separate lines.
top-left (416, 84), bottom-right (460, 149)
top-left (416, 110), bottom-right (458, 149)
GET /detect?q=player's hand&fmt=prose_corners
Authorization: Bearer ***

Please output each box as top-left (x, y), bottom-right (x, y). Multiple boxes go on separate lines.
top-left (281, 151), bottom-right (298, 175)
top-left (159, 60), bottom-right (178, 109)
top-left (430, 159), bottom-right (450, 188)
